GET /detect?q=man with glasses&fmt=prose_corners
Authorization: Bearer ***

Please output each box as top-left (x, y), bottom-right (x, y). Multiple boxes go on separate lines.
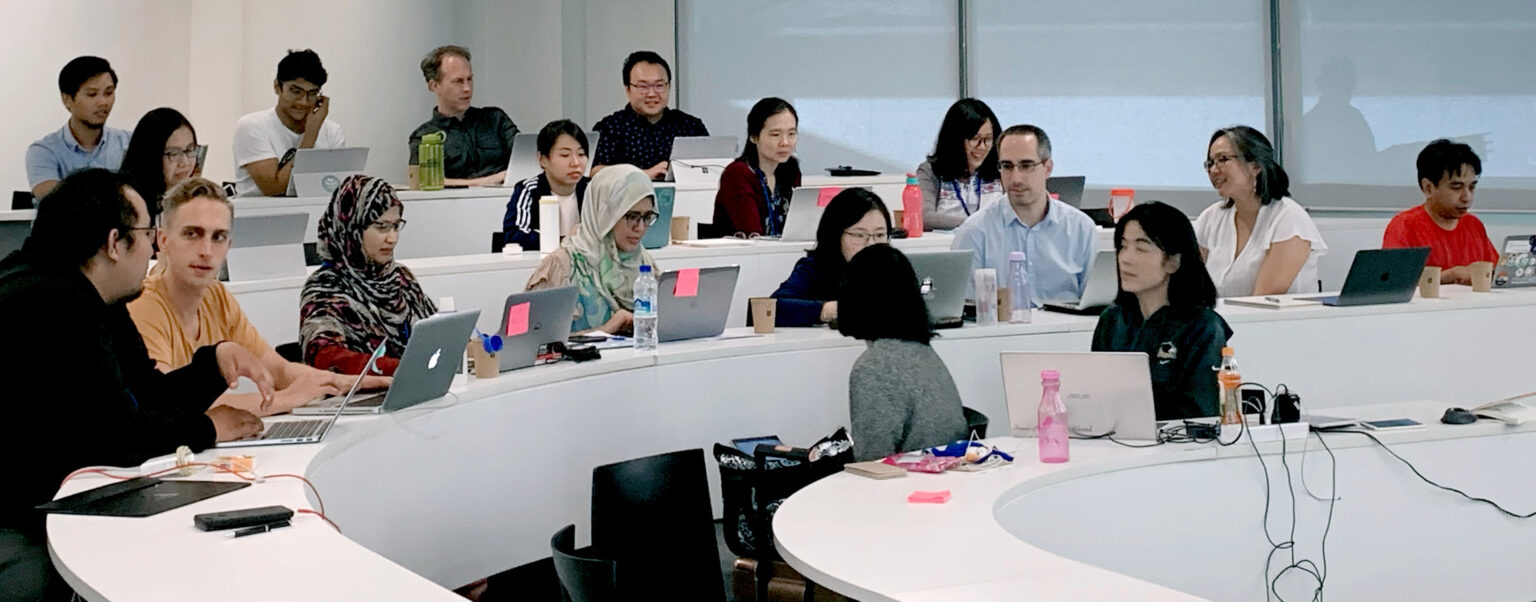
top-left (0, 170), bottom-right (272, 601)
top-left (232, 49), bottom-right (346, 197)
top-left (590, 51), bottom-right (709, 181)
top-left (25, 56), bottom-right (132, 199)
top-left (128, 177), bottom-right (389, 417)
top-left (951, 125), bottom-right (1096, 304)
top-left (408, 45), bottom-right (519, 187)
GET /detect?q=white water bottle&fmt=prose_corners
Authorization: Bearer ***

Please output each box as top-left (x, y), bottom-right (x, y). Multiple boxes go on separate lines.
top-left (538, 196), bottom-right (560, 254)
top-left (633, 265), bottom-right (658, 353)
top-left (1008, 251), bottom-right (1032, 323)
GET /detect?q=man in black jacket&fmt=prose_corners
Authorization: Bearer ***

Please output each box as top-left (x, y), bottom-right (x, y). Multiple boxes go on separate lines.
top-left (0, 169), bottom-right (272, 601)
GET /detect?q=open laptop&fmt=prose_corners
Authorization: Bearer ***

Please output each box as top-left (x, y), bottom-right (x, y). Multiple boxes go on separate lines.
top-left (1494, 234), bottom-right (1536, 288)
top-left (1001, 351), bottom-right (1160, 440)
top-left (287, 147), bottom-right (369, 197)
top-left (292, 310), bottom-right (480, 416)
top-left (656, 265), bottom-right (739, 342)
top-left (496, 287), bottom-right (578, 371)
top-left (907, 250), bottom-right (972, 328)
top-left (669, 135), bottom-right (737, 184)
top-left (640, 186), bottom-right (675, 249)
top-left (1046, 176), bottom-right (1086, 208)
top-left (1299, 247), bottom-right (1430, 307)
top-left (221, 213), bottom-right (309, 281)
top-left (217, 343), bottom-right (387, 447)
top-left (1042, 249), bottom-right (1118, 314)
top-left (503, 132), bottom-right (540, 183)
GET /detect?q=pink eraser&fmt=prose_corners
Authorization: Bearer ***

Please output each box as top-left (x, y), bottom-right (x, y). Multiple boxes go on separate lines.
top-left (907, 490), bottom-right (951, 504)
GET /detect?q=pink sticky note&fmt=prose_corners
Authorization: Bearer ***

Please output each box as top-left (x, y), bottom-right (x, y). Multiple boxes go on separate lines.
top-left (505, 302), bottom-right (531, 336)
top-left (1050, 193), bottom-right (1060, 200)
top-left (673, 268), bottom-right (700, 297)
top-left (816, 187), bottom-right (843, 207)
top-left (907, 490), bottom-right (951, 504)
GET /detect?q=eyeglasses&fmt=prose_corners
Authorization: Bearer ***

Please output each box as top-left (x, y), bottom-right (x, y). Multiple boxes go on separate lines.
top-left (1204, 153), bottom-right (1242, 171)
top-left (283, 85), bottom-right (323, 102)
top-left (843, 230), bottom-right (889, 244)
top-left (621, 211), bottom-right (660, 227)
top-left (163, 144), bottom-right (207, 164)
top-left (966, 134), bottom-right (994, 148)
top-left (368, 219), bottom-right (407, 233)
top-left (628, 81), bottom-right (670, 95)
top-left (997, 160), bottom-right (1045, 173)
top-left (125, 225), bottom-right (158, 240)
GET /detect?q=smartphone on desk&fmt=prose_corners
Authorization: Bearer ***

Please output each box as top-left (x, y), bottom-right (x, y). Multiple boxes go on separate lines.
top-left (1361, 418), bottom-right (1425, 431)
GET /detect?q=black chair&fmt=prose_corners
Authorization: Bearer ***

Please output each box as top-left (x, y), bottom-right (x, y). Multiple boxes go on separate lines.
top-left (591, 448), bottom-right (725, 602)
top-left (275, 342), bottom-right (303, 364)
top-left (963, 406), bottom-right (989, 439)
top-left (11, 191), bottom-right (34, 210)
top-left (550, 524), bottom-right (619, 602)
top-left (490, 231), bottom-right (506, 253)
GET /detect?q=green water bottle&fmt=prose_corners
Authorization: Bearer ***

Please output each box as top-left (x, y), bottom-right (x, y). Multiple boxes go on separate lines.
top-left (418, 131), bottom-right (445, 191)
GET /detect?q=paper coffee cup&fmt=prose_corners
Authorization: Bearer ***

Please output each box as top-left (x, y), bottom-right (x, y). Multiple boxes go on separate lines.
top-left (749, 297), bottom-right (776, 334)
top-left (1418, 266), bottom-right (1441, 298)
top-left (671, 216), bottom-right (690, 242)
top-left (1471, 261), bottom-right (1495, 292)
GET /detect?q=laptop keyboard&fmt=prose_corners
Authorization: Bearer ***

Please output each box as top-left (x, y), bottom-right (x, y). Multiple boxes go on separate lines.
top-left (262, 419), bottom-right (325, 441)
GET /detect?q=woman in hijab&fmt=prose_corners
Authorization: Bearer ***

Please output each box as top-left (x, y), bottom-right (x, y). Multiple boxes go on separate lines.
top-left (526, 164), bottom-right (658, 334)
top-left (301, 175), bottom-right (436, 375)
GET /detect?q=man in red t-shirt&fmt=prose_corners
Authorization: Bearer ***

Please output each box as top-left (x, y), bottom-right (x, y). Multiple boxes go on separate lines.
top-left (1382, 139), bottom-right (1497, 284)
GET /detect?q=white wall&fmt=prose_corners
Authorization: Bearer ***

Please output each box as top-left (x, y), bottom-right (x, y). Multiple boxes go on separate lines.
top-left (1, 0), bottom-right (679, 195)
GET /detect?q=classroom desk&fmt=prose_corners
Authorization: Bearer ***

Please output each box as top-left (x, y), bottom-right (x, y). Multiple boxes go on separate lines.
top-left (47, 286), bottom-right (1536, 600)
top-left (774, 400), bottom-right (1536, 601)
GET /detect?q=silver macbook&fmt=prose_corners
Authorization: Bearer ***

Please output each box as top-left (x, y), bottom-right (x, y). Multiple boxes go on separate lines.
top-left (503, 133), bottom-right (540, 184)
top-left (287, 147), bottom-right (369, 197)
top-left (292, 310), bottom-right (480, 415)
top-left (1042, 249), bottom-right (1117, 314)
top-left (217, 343), bottom-right (386, 447)
top-left (222, 213), bottom-right (309, 281)
top-left (656, 265), bottom-right (739, 342)
top-left (669, 135), bottom-right (737, 184)
top-left (907, 250), bottom-right (972, 328)
top-left (1001, 351), bottom-right (1158, 441)
top-left (496, 287), bottom-right (578, 372)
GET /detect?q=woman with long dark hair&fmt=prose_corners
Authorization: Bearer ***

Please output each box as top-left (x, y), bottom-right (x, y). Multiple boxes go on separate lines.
top-left (121, 107), bottom-right (203, 217)
top-left (712, 97), bottom-right (801, 236)
top-left (1093, 201), bottom-right (1233, 420)
top-left (769, 188), bottom-right (891, 326)
top-left (916, 98), bottom-right (1004, 230)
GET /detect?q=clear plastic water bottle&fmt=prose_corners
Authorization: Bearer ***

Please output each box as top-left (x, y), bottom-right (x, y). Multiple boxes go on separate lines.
top-left (1038, 370), bottom-right (1069, 463)
top-left (973, 268), bottom-right (998, 326)
top-left (632, 265), bottom-right (658, 353)
top-left (901, 174), bottom-right (924, 237)
top-left (1218, 346), bottom-right (1242, 425)
top-left (1008, 251), bottom-right (1031, 323)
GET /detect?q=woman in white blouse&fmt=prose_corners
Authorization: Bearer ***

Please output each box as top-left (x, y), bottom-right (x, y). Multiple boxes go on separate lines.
top-left (1194, 126), bottom-right (1327, 297)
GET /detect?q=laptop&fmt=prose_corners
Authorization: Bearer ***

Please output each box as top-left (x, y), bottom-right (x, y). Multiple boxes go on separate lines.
top-left (669, 135), bottom-right (737, 184)
top-left (287, 147), bottom-right (369, 197)
top-left (291, 310), bottom-right (481, 416)
top-left (217, 342), bottom-right (387, 447)
top-left (503, 132), bottom-right (540, 183)
top-left (1042, 249), bottom-right (1118, 314)
top-left (656, 265), bottom-right (739, 342)
top-left (640, 186), bottom-right (675, 250)
top-left (496, 287), bottom-right (578, 372)
top-left (1298, 247), bottom-right (1430, 307)
top-left (907, 250), bottom-right (972, 328)
top-left (221, 213), bottom-right (309, 281)
top-left (1046, 176), bottom-right (1086, 208)
top-left (1494, 234), bottom-right (1536, 288)
top-left (1000, 351), bottom-right (1160, 440)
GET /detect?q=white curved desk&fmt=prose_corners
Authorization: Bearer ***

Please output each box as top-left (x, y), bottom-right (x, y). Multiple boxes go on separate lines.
top-left (774, 401), bottom-right (1536, 601)
top-left (47, 287), bottom-right (1536, 600)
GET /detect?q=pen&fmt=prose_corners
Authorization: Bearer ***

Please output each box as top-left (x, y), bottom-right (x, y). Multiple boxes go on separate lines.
top-left (227, 520), bottom-right (290, 539)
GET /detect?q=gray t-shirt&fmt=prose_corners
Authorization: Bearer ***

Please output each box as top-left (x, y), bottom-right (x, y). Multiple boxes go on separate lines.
top-left (848, 338), bottom-right (968, 461)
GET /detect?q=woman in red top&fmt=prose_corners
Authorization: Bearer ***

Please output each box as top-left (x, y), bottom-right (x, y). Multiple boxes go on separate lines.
top-left (711, 97), bottom-right (801, 237)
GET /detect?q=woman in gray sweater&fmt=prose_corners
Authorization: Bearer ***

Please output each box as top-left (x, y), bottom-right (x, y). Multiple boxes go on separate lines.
top-left (838, 244), bottom-right (967, 461)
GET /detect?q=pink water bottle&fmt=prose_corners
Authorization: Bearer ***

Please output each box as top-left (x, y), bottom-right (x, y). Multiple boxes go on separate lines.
top-left (1037, 370), bottom-right (1070, 463)
top-left (901, 173), bottom-right (924, 237)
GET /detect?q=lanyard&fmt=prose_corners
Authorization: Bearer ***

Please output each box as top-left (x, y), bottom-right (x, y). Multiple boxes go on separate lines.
top-left (950, 176), bottom-right (983, 215)
top-left (753, 167), bottom-right (783, 236)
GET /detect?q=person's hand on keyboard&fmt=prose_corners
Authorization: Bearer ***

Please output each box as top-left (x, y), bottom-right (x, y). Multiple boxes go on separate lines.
top-left (214, 342), bottom-right (276, 411)
top-left (208, 406), bottom-right (263, 442)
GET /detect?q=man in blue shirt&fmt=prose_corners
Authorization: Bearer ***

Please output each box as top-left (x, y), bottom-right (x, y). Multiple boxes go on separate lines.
top-left (952, 124), bottom-right (1096, 305)
top-left (590, 51), bottom-right (708, 181)
top-left (24, 56), bottom-right (132, 199)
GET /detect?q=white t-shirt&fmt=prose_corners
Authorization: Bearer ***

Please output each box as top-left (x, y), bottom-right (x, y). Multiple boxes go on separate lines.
top-left (1194, 196), bottom-right (1328, 297)
top-left (231, 108), bottom-right (345, 197)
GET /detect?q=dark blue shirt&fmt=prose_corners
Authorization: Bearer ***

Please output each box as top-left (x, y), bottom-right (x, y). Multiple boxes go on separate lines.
top-left (1091, 302), bottom-right (1233, 420)
top-left (591, 105), bottom-right (708, 173)
top-left (770, 255), bottom-right (843, 327)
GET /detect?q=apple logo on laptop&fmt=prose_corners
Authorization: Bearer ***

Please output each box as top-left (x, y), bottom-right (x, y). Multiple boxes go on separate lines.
top-left (427, 348), bottom-right (442, 370)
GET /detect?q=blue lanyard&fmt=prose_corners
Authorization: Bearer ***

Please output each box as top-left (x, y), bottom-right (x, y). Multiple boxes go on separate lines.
top-left (950, 176), bottom-right (983, 215)
top-left (753, 167), bottom-right (782, 235)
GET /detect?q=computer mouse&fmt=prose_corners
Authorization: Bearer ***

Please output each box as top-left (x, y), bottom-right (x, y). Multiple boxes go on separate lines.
top-left (1441, 407), bottom-right (1477, 425)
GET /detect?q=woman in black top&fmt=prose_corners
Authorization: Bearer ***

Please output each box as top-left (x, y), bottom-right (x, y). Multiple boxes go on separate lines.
top-left (769, 188), bottom-right (891, 326)
top-left (1092, 201), bottom-right (1233, 420)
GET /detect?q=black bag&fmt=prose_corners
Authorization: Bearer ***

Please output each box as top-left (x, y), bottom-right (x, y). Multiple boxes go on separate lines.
top-left (714, 428), bottom-right (854, 560)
